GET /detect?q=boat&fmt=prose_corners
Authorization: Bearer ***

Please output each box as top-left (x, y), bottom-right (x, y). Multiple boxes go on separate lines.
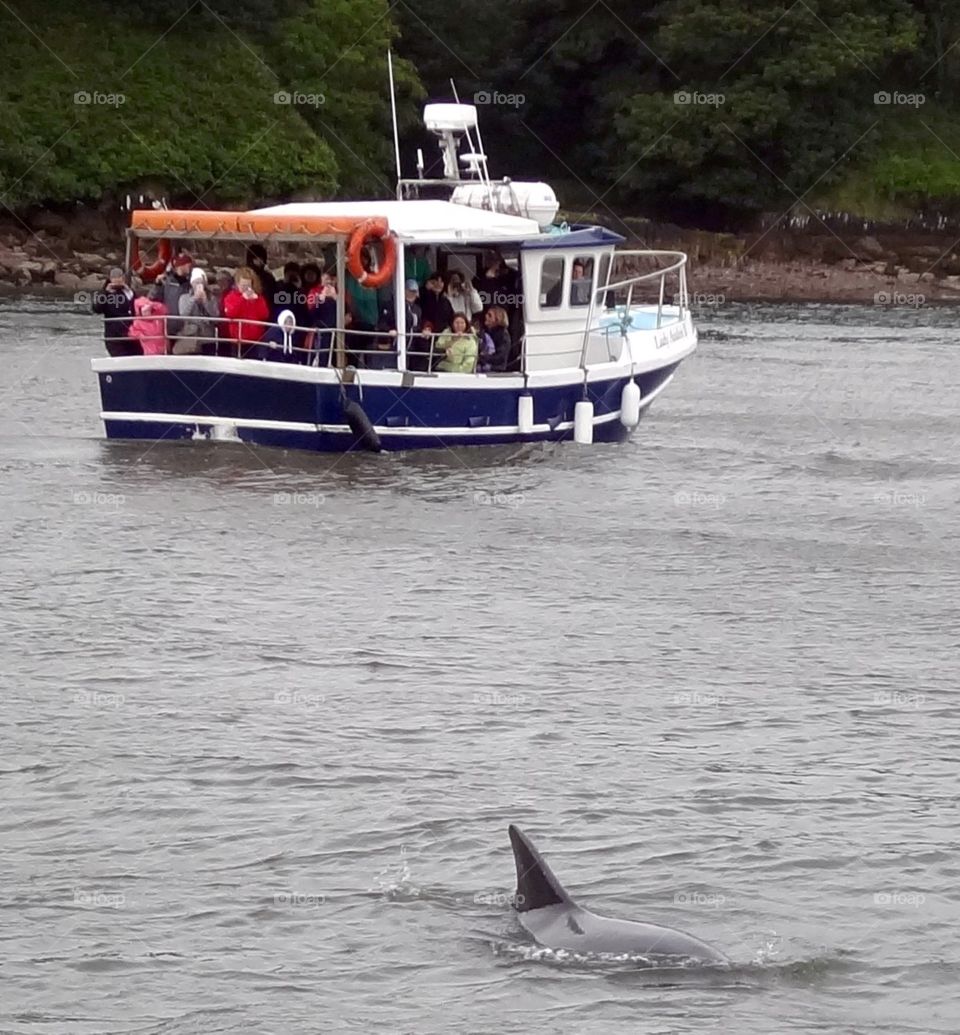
top-left (91, 99), bottom-right (697, 453)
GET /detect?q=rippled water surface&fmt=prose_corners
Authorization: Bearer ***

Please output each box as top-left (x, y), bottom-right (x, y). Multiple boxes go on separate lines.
top-left (2, 300), bottom-right (959, 1034)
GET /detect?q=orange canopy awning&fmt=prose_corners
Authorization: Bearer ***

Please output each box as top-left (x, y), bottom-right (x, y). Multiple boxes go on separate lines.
top-left (129, 209), bottom-right (389, 240)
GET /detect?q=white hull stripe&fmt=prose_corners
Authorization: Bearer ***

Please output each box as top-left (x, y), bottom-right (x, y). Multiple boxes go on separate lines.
top-left (100, 375), bottom-right (672, 438)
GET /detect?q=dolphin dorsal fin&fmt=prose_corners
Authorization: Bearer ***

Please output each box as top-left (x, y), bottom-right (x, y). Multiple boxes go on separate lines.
top-left (508, 825), bottom-right (573, 912)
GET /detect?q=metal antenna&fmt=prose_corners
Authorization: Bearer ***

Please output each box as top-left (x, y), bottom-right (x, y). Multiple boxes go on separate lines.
top-left (388, 50), bottom-right (403, 197)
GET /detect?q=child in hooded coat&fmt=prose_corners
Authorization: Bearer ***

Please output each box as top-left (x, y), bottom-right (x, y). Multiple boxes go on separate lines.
top-left (129, 295), bottom-right (169, 356)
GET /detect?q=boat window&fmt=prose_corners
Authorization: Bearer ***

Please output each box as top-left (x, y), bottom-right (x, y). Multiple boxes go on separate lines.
top-left (540, 257), bottom-right (565, 308)
top-left (570, 256), bottom-right (594, 307)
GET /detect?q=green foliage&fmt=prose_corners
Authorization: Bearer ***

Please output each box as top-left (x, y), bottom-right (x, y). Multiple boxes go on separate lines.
top-left (0, 0), bottom-right (415, 211)
top-left (3, 0), bottom-right (960, 223)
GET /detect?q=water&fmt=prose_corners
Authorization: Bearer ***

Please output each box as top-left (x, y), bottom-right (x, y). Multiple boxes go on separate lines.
top-left (2, 299), bottom-right (959, 1033)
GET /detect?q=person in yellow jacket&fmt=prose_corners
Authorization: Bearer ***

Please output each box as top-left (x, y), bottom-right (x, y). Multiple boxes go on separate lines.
top-left (436, 312), bottom-right (478, 373)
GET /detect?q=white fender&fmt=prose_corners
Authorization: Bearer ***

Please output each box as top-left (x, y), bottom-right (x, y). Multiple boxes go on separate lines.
top-left (518, 394), bottom-right (534, 434)
top-left (620, 379), bottom-right (641, 428)
top-left (574, 400), bottom-right (594, 444)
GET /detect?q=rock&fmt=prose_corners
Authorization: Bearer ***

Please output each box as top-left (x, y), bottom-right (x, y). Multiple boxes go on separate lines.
top-left (78, 273), bottom-right (105, 291)
top-left (900, 243), bottom-right (947, 259)
top-left (55, 270), bottom-right (83, 291)
top-left (74, 252), bottom-right (109, 269)
top-left (16, 259), bottom-right (58, 283)
top-left (854, 235), bottom-right (885, 259)
top-left (11, 264), bottom-right (33, 288)
top-left (837, 258), bottom-right (859, 271)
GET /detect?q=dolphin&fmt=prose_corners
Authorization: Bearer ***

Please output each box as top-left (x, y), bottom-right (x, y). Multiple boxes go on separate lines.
top-left (508, 825), bottom-right (728, 964)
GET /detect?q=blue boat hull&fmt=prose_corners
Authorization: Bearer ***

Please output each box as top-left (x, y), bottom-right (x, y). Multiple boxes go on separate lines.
top-left (95, 360), bottom-right (681, 453)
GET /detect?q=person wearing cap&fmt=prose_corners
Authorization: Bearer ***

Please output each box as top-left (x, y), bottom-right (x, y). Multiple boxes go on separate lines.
top-left (160, 251), bottom-right (194, 338)
top-left (173, 268), bottom-right (220, 355)
top-left (91, 267), bottom-right (138, 356)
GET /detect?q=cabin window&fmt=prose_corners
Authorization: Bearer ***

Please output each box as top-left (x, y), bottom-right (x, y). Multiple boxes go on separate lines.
top-left (569, 256), bottom-right (595, 307)
top-left (539, 257), bottom-right (565, 309)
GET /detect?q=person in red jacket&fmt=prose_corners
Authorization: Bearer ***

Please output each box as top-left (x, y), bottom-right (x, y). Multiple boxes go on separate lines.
top-left (222, 266), bottom-right (270, 358)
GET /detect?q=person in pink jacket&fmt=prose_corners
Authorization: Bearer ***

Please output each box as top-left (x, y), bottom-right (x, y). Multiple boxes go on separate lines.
top-left (129, 295), bottom-right (169, 356)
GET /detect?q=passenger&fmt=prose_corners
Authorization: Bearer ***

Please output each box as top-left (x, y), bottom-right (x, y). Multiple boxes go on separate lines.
top-left (160, 252), bottom-right (193, 337)
top-left (421, 270), bottom-right (454, 333)
top-left (128, 290), bottom-right (169, 356)
top-left (91, 267), bottom-right (138, 356)
top-left (259, 308), bottom-right (302, 363)
top-left (301, 262), bottom-right (321, 298)
top-left (273, 261), bottom-right (304, 320)
top-left (482, 306), bottom-right (513, 372)
top-left (346, 247), bottom-right (380, 328)
top-left (245, 244), bottom-right (277, 305)
top-left (445, 270), bottom-right (482, 321)
top-left (173, 268), bottom-right (219, 355)
top-left (436, 313), bottom-right (478, 373)
top-left (309, 272), bottom-right (338, 367)
top-left (570, 259), bottom-right (593, 306)
top-left (222, 267), bottom-right (270, 358)
top-left (404, 244), bottom-right (430, 288)
top-left (474, 251), bottom-right (517, 309)
top-left (215, 269), bottom-right (235, 300)
top-left (373, 278), bottom-right (421, 370)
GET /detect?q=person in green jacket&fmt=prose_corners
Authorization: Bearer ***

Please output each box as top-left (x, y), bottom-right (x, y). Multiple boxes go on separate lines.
top-left (436, 312), bottom-right (478, 373)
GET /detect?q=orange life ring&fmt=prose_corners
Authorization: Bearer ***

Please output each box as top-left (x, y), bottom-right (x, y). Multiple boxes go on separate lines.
top-left (131, 237), bottom-right (173, 283)
top-left (346, 219), bottom-right (396, 289)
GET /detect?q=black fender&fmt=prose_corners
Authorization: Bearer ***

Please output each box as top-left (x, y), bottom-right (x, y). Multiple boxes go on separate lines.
top-left (341, 397), bottom-right (382, 453)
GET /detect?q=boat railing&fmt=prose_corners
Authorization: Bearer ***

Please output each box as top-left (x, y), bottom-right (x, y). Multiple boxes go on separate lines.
top-left (573, 250), bottom-right (688, 370)
top-left (129, 314), bottom-right (490, 371)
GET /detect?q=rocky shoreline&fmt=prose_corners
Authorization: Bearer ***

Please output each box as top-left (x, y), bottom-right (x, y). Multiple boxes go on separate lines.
top-left (2, 208), bottom-right (960, 307)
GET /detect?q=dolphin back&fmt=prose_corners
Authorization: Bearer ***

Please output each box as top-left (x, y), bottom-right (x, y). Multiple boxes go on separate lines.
top-left (508, 825), bottom-right (572, 912)
top-left (506, 825), bottom-right (728, 964)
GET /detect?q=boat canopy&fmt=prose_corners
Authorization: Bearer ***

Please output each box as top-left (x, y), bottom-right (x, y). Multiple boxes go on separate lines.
top-left (252, 200), bottom-right (543, 244)
top-left (129, 209), bottom-right (388, 242)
